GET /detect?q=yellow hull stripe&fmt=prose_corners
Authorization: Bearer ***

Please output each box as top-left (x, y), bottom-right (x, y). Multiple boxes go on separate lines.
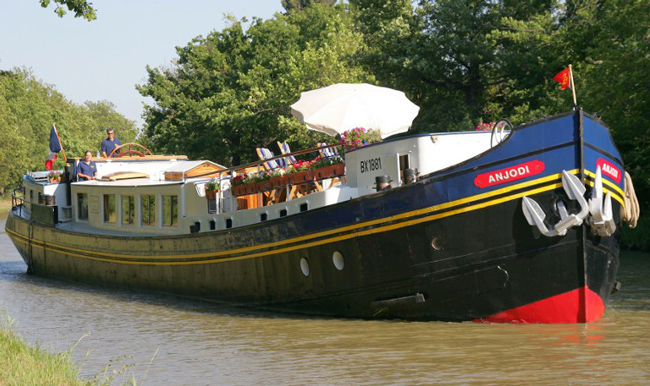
top-left (7, 182), bottom-right (563, 265)
top-left (6, 168), bottom-right (623, 265)
top-left (584, 169), bottom-right (625, 198)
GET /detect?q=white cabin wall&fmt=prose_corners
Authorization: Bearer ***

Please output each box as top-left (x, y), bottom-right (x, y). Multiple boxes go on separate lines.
top-left (344, 133), bottom-right (493, 196)
top-left (71, 183), bottom-right (185, 235)
top-left (419, 132), bottom-right (492, 174)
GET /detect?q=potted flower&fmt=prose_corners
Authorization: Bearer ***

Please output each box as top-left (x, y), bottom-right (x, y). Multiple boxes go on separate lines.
top-left (287, 160), bottom-right (315, 185)
top-left (269, 168), bottom-right (288, 188)
top-left (205, 178), bottom-right (220, 199)
top-left (231, 174), bottom-right (247, 196)
top-left (339, 127), bottom-right (381, 154)
top-left (48, 170), bottom-right (62, 183)
top-left (312, 156), bottom-right (345, 180)
top-left (475, 121), bottom-right (496, 131)
top-left (255, 171), bottom-right (273, 192)
top-left (242, 174), bottom-right (258, 195)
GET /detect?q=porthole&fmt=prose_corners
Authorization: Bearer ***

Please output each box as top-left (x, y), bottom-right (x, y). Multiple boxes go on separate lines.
top-left (332, 251), bottom-right (345, 271)
top-left (431, 237), bottom-right (442, 251)
top-left (300, 258), bottom-right (310, 276)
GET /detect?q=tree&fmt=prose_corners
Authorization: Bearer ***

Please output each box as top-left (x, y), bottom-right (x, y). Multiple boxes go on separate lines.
top-left (352, 0), bottom-right (561, 131)
top-left (138, 4), bottom-right (372, 166)
top-left (580, 0), bottom-right (650, 210)
top-left (282, 0), bottom-right (337, 13)
top-left (39, 0), bottom-right (97, 21)
top-left (0, 68), bottom-right (137, 192)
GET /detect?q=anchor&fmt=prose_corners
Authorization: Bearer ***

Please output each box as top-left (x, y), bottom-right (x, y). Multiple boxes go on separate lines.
top-left (522, 168), bottom-right (616, 237)
top-left (522, 171), bottom-right (589, 237)
top-left (587, 166), bottom-right (617, 237)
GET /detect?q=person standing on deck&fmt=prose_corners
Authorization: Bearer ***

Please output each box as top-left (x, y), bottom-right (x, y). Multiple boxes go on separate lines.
top-left (76, 151), bottom-right (97, 181)
top-left (101, 128), bottom-right (122, 158)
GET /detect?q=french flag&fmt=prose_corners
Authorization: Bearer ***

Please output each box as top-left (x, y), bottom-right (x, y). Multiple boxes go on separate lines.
top-left (45, 125), bottom-right (62, 170)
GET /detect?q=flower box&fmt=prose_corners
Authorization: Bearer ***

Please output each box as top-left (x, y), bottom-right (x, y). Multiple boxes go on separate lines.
top-left (315, 164), bottom-right (345, 180)
top-left (258, 180), bottom-right (274, 192)
top-left (288, 170), bottom-right (314, 185)
top-left (244, 183), bottom-right (258, 195)
top-left (231, 185), bottom-right (246, 196)
top-left (271, 175), bottom-right (288, 188)
top-left (205, 189), bottom-right (218, 200)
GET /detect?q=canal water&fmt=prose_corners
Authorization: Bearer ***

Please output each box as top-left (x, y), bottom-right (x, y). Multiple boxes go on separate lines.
top-left (1, 213), bottom-right (649, 386)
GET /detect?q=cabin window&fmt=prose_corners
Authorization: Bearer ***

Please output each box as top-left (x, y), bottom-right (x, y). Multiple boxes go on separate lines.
top-left (103, 194), bottom-right (116, 223)
top-left (142, 194), bottom-right (156, 226)
top-left (29, 190), bottom-right (34, 203)
top-left (122, 195), bottom-right (135, 225)
top-left (77, 193), bottom-right (88, 220)
top-left (162, 195), bottom-right (178, 227)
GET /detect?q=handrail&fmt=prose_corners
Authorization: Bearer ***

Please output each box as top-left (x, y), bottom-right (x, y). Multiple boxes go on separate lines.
top-left (194, 142), bottom-right (342, 180)
top-left (11, 186), bottom-right (26, 217)
top-left (109, 142), bottom-right (155, 158)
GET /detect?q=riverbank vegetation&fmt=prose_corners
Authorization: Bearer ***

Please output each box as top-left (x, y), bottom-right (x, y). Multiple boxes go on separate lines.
top-left (2, 0), bottom-right (647, 247)
top-left (1, 316), bottom-right (142, 386)
top-left (0, 69), bottom-right (139, 195)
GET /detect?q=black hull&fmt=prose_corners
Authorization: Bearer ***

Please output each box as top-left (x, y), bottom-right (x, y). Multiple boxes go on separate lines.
top-left (6, 187), bottom-right (620, 323)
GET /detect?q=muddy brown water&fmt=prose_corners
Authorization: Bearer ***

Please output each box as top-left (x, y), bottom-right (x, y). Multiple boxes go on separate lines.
top-left (1, 213), bottom-right (649, 385)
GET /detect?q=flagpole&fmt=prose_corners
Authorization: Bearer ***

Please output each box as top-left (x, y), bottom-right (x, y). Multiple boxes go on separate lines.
top-left (569, 64), bottom-right (578, 108)
top-left (53, 123), bottom-right (68, 163)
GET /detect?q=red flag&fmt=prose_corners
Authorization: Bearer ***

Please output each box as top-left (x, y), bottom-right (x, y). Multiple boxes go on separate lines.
top-left (45, 124), bottom-right (62, 170)
top-left (553, 67), bottom-right (571, 90)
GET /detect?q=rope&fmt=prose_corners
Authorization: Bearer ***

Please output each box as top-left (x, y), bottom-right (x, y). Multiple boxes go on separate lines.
top-left (622, 171), bottom-right (640, 228)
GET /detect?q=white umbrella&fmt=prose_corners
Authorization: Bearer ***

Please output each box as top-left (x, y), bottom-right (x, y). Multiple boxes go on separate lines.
top-left (290, 83), bottom-right (420, 139)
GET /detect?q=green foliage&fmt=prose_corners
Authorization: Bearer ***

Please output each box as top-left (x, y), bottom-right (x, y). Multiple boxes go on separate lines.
top-left (137, 0), bottom-right (648, 248)
top-left (0, 68), bottom-right (138, 193)
top-left (579, 0), bottom-right (650, 209)
top-left (282, 0), bottom-right (337, 13)
top-left (1, 315), bottom-right (86, 385)
top-left (39, 0), bottom-right (97, 21)
top-left (138, 4), bottom-right (373, 166)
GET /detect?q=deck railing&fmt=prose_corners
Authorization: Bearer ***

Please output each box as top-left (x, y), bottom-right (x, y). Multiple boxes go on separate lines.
top-left (199, 143), bottom-right (344, 210)
top-left (10, 186), bottom-right (26, 217)
top-left (193, 142), bottom-right (342, 180)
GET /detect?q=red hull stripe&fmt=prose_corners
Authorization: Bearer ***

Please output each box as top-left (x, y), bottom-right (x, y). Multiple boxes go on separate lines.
top-left (474, 286), bottom-right (605, 324)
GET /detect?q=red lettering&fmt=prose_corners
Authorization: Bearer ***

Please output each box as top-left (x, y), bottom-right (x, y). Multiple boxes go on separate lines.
top-left (474, 160), bottom-right (545, 188)
top-left (596, 158), bottom-right (621, 183)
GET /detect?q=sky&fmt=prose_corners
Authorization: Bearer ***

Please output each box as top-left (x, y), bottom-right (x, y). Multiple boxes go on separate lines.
top-left (0, 0), bottom-right (285, 127)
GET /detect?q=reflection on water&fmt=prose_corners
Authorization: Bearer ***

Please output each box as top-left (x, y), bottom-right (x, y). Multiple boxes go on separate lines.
top-left (2, 213), bottom-right (650, 385)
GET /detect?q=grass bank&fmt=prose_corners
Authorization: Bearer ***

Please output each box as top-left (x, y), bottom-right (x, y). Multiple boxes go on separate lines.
top-left (1, 316), bottom-right (143, 386)
top-left (0, 317), bottom-right (88, 386)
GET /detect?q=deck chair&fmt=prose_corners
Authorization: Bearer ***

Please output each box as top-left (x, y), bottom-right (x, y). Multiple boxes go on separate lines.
top-left (255, 147), bottom-right (288, 205)
top-left (277, 141), bottom-right (297, 166)
top-left (256, 147), bottom-right (284, 170)
top-left (316, 143), bottom-right (345, 189)
top-left (317, 142), bottom-right (341, 160)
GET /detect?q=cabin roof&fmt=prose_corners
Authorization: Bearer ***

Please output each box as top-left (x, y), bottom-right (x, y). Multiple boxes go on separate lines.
top-left (72, 179), bottom-right (182, 187)
top-left (163, 160), bottom-right (223, 173)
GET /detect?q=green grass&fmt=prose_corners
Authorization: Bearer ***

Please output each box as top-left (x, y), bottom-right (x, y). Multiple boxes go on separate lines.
top-left (0, 316), bottom-right (89, 386)
top-left (1, 315), bottom-right (149, 386)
